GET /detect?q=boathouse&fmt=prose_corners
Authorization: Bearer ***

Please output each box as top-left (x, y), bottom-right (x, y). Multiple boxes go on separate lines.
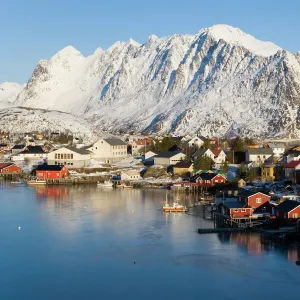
top-left (274, 200), bottom-right (300, 221)
top-left (0, 163), bottom-right (22, 174)
top-left (33, 164), bottom-right (68, 179)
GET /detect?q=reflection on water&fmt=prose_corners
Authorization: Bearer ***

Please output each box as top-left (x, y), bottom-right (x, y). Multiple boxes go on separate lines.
top-left (1, 184), bottom-right (300, 300)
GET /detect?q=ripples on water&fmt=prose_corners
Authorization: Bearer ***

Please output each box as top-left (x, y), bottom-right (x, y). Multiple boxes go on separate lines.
top-left (0, 184), bottom-right (300, 300)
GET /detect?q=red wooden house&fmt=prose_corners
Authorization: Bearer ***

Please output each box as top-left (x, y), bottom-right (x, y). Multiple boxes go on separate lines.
top-left (34, 164), bottom-right (68, 179)
top-left (0, 163), bottom-right (22, 174)
top-left (195, 173), bottom-right (226, 187)
top-left (238, 190), bottom-right (271, 209)
top-left (218, 201), bottom-right (254, 218)
top-left (274, 200), bottom-right (300, 221)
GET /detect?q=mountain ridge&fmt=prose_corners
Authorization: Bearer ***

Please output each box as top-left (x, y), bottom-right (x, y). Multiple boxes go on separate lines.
top-left (1, 24), bottom-right (300, 138)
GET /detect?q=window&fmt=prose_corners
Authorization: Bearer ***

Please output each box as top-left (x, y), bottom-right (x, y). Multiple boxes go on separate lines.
top-left (293, 213), bottom-right (298, 219)
top-left (234, 209), bottom-right (238, 212)
top-left (58, 154), bottom-right (60, 159)
top-left (71, 154), bottom-right (73, 159)
top-left (55, 161), bottom-right (57, 165)
top-left (215, 180), bottom-right (218, 183)
top-left (55, 154), bottom-right (57, 159)
top-left (241, 209), bottom-right (246, 212)
top-left (256, 198), bottom-right (262, 204)
top-left (96, 147), bottom-right (97, 150)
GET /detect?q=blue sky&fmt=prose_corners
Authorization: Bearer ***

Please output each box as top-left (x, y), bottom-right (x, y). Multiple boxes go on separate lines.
top-left (1, 0), bottom-right (300, 83)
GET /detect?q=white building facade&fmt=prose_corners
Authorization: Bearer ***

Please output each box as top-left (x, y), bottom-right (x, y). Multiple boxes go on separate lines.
top-left (88, 138), bottom-right (127, 164)
top-left (47, 146), bottom-right (91, 168)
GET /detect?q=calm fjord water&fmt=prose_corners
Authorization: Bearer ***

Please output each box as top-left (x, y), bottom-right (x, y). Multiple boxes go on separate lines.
top-left (0, 184), bottom-right (300, 300)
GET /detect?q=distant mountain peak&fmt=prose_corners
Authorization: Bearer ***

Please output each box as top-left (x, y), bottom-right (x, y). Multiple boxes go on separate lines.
top-left (52, 45), bottom-right (83, 59)
top-left (200, 24), bottom-right (281, 57)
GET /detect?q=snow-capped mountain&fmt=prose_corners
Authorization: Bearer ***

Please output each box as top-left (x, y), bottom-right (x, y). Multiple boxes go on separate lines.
top-left (0, 82), bottom-right (24, 108)
top-left (2, 24), bottom-right (300, 138)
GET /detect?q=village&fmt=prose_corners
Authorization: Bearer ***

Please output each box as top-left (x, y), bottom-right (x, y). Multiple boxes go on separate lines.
top-left (2, 131), bottom-right (300, 245)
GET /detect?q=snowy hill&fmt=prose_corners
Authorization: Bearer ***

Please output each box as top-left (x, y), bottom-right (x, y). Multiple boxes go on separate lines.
top-left (0, 82), bottom-right (24, 108)
top-left (0, 107), bottom-right (98, 143)
top-left (1, 24), bottom-right (300, 138)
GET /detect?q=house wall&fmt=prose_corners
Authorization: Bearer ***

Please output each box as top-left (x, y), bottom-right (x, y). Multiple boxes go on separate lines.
top-left (212, 175), bottom-right (226, 184)
top-left (36, 167), bottom-right (68, 179)
top-left (247, 153), bottom-right (272, 163)
top-left (47, 147), bottom-right (90, 168)
top-left (173, 165), bottom-right (193, 175)
top-left (121, 173), bottom-right (141, 180)
top-left (247, 193), bottom-right (270, 208)
top-left (170, 153), bottom-right (186, 165)
top-left (154, 153), bottom-right (186, 166)
top-left (261, 167), bottom-right (274, 180)
top-left (214, 151), bottom-right (226, 164)
top-left (0, 165), bottom-right (22, 174)
top-left (288, 206), bottom-right (300, 219)
top-left (88, 139), bottom-right (127, 163)
top-left (272, 148), bottom-right (285, 157)
top-left (230, 208), bottom-right (254, 218)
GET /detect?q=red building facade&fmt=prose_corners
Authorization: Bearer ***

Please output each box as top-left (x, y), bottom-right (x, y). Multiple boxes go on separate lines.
top-left (0, 163), bottom-right (22, 174)
top-left (35, 165), bottom-right (68, 179)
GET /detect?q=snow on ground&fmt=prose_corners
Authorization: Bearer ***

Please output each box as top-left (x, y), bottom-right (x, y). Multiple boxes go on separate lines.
top-left (114, 157), bottom-right (143, 168)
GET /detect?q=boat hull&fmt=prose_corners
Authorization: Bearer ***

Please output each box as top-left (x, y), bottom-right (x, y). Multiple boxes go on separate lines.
top-left (27, 180), bottom-right (47, 185)
top-left (163, 208), bottom-right (188, 212)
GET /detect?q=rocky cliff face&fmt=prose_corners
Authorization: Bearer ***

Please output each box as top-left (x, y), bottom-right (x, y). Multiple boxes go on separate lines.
top-left (3, 24), bottom-right (300, 137)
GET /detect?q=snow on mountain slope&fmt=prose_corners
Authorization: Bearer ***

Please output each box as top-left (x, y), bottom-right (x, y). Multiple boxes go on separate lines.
top-left (0, 82), bottom-right (24, 108)
top-left (0, 107), bottom-right (98, 143)
top-left (202, 24), bottom-right (281, 57)
top-left (3, 24), bottom-right (300, 138)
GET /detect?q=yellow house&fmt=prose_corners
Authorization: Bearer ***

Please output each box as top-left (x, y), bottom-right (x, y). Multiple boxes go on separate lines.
top-left (261, 164), bottom-right (275, 181)
top-left (173, 161), bottom-right (194, 176)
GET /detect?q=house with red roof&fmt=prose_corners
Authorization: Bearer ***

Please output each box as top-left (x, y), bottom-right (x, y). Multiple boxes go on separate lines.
top-left (211, 149), bottom-right (226, 164)
top-left (131, 137), bottom-right (152, 155)
top-left (284, 161), bottom-right (300, 183)
top-left (0, 163), bottom-right (22, 174)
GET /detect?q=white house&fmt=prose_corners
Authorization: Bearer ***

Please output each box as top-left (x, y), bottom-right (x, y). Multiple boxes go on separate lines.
top-left (245, 148), bottom-right (273, 164)
top-left (88, 138), bottom-right (127, 164)
top-left (131, 138), bottom-right (152, 155)
top-left (47, 146), bottom-right (91, 168)
top-left (154, 152), bottom-right (186, 166)
top-left (268, 143), bottom-right (285, 157)
top-left (192, 148), bottom-right (215, 162)
top-left (11, 146), bottom-right (47, 161)
top-left (184, 136), bottom-right (204, 148)
top-left (211, 149), bottom-right (226, 164)
top-left (121, 170), bottom-right (141, 181)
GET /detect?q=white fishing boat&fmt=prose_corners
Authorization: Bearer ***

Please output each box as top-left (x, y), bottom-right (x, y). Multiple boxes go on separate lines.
top-left (97, 180), bottom-right (114, 188)
top-left (162, 193), bottom-right (188, 213)
top-left (27, 178), bottom-right (47, 185)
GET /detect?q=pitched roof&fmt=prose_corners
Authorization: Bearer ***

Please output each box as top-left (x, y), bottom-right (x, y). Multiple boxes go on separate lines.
top-left (212, 149), bottom-right (222, 157)
top-left (0, 163), bottom-right (14, 170)
top-left (247, 148), bottom-right (273, 155)
top-left (223, 201), bottom-right (247, 209)
top-left (284, 161), bottom-right (300, 168)
top-left (198, 173), bottom-right (220, 180)
top-left (104, 138), bottom-right (127, 146)
top-left (174, 161), bottom-right (193, 168)
top-left (194, 148), bottom-right (210, 156)
top-left (156, 151), bottom-right (184, 158)
top-left (35, 164), bottom-right (65, 171)
top-left (274, 200), bottom-right (300, 213)
top-left (12, 144), bottom-right (25, 149)
top-left (64, 146), bottom-right (90, 155)
top-left (20, 146), bottom-right (45, 154)
top-left (268, 143), bottom-right (285, 149)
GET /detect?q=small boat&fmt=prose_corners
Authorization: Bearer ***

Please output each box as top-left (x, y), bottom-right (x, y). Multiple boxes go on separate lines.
top-left (97, 180), bottom-right (114, 188)
top-left (163, 193), bottom-right (188, 213)
top-left (116, 184), bottom-right (133, 189)
top-left (27, 179), bottom-right (47, 185)
top-left (11, 181), bottom-right (24, 184)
